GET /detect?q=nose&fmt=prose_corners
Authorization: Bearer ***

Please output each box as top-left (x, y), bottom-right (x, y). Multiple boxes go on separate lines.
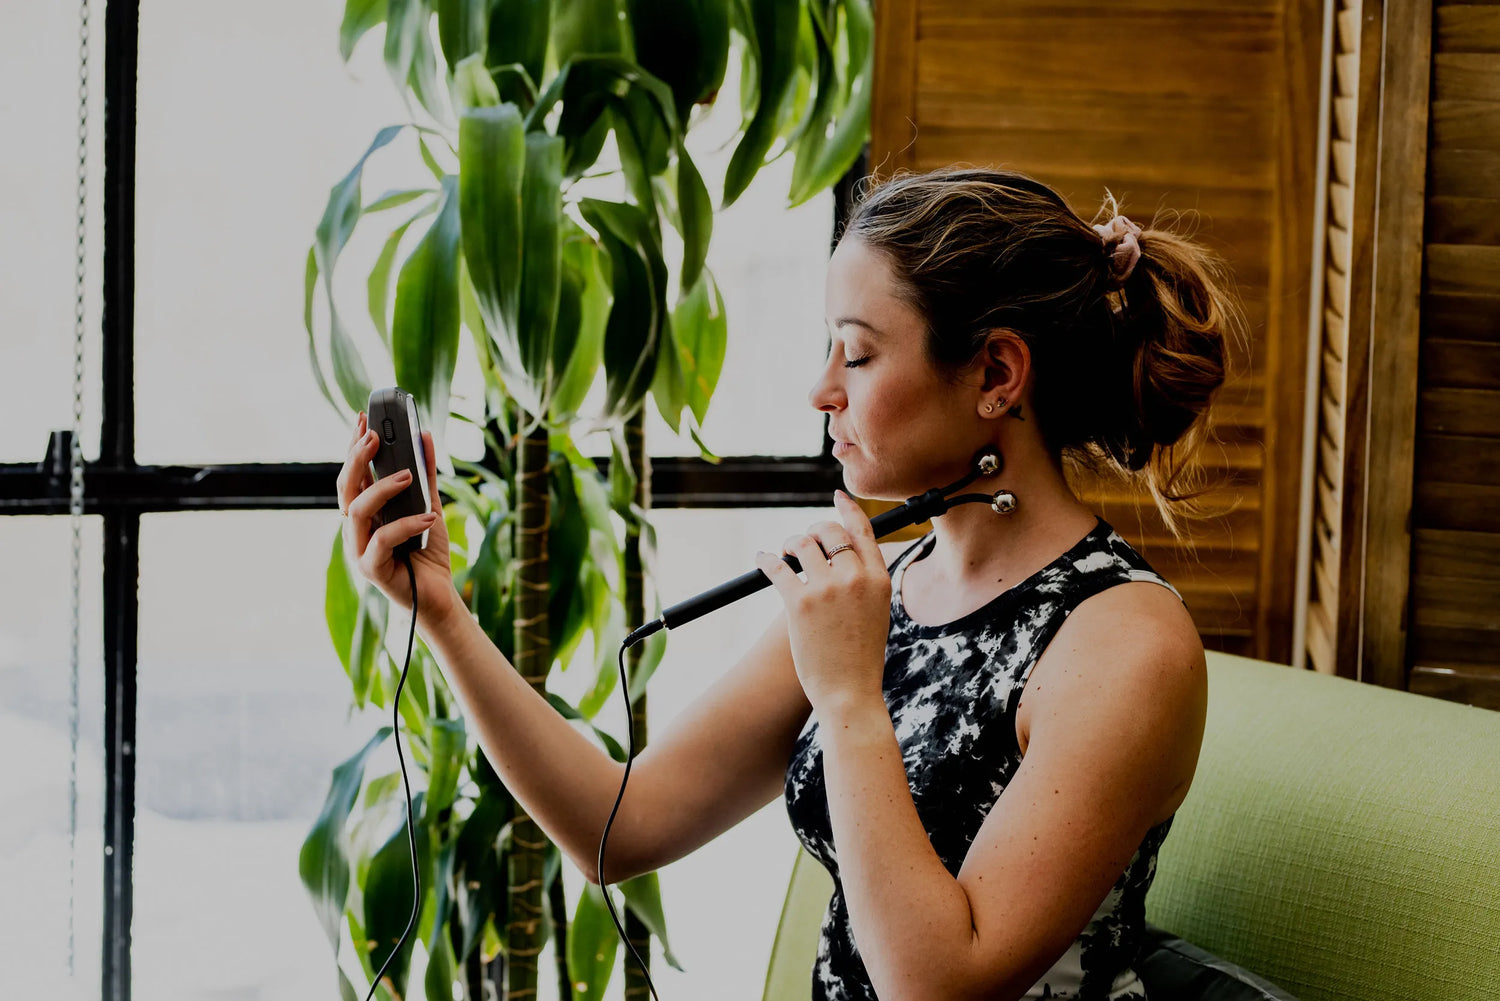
top-left (808, 356), bottom-right (845, 413)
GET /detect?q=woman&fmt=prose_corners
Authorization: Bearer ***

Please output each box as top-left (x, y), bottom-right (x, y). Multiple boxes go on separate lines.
top-left (336, 165), bottom-right (1246, 1000)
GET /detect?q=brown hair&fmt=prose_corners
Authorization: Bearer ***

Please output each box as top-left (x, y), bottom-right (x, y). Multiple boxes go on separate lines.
top-left (837, 165), bottom-right (1250, 540)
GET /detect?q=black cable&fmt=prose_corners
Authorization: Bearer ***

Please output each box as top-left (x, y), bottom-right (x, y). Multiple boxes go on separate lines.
top-left (364, 555), bottom-right (422, 1001)
top-left (597, 639), bottom-right (662, 1001)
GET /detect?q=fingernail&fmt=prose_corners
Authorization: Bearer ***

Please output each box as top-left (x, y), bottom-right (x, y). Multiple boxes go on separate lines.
top-left (398, 470), bottom-right (412, 481)
top-left (422, 513), bottom-right (438, 522)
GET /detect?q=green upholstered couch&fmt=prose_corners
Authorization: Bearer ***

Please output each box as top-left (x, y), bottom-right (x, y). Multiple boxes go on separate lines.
top-left (762, 652), bottom-right (1500, 1001)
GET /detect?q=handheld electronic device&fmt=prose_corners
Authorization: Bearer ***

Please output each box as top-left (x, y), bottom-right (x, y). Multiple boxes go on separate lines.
top-left (366, 387), bottom-right (433, 556)
top-left (356, 387), bottom-right (431, 1001)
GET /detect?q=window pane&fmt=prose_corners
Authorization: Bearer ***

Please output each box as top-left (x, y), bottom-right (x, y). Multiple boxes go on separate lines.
top-left (571, 52), bottom-right (835, 459)
top-left (131, 0), bottom-right (830, 468)
top-left (1, 4), bottom-right (105, 466)
top-left (0, 516), bottom-right (106, 996)
top-left (132, 0), bottom-right (482, 466)
top-left (134, 510), bottom-right (386, 999)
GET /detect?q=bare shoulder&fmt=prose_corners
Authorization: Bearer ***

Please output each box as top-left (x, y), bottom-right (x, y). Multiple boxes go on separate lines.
top-left (1017, 581), bottom-right (1206, 807)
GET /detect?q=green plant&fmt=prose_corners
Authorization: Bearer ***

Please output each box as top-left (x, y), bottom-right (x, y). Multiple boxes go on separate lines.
top-left (300, 0), bottom-right (871, 998)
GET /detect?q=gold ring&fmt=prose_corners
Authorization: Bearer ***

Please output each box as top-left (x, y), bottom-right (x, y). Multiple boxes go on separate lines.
top-left (825, 543), bottom-right (854, 559)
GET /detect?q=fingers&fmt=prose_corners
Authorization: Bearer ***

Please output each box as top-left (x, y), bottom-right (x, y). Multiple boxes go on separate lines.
top-left (423, 430), bottom-right (441, 515)
top-left (795, 520), bottom-right (858, 568)
top-left (338, 420), bottom-right (383, 517)
top-left (362, 509), bottom-right (441, 572)
top-left (349, 466), bottom-right (413, 557)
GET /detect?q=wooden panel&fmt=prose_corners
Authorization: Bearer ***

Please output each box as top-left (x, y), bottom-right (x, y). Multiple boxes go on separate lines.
top-left (1431, 99), bottom-right (1500, 149)
top-left (1411, 574), bottom-right (1500, 630)
top-left (1432, 53), bottom-right (1500, 101)
top-left (1426, 243), bottom-right (1500, 294)
top-left (1362, 0), bottom-right (1434, 689)
top-left (1428, 149), bottom-right (1500, 197)
top-left (1419, 386), bottom-right (1500, 435)
top-left (1306, 598), bottom-right (1337, 674)
top-left (1410, 624), bottom-right (1500, 667)
top-left (870, 0), bottom-right (1322, 662)
top-left (1424, 195), bottom-right (1500, 244)
top-left (1413, 527), bottom-right (1500, 579)
top-left (1408, 665), bottom-right (1500, 710)
top-left (1436, 6), bottom-right (1500, 53)
top-left (1422, 290), bottom-right (1500, 340)
top-left (1415, 480), bottom-right (1500, 531)
top-left (1412, 432), bottom-right (1500, 484)
top-left (1422, 339), bottom-right (1500, 387)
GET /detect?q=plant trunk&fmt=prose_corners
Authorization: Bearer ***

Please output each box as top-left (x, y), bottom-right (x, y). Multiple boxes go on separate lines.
top-left (550, 874), bottom-right (571, 1000)
top-left (622, 409), bottom-right (654, 1000)
top-left (506, 422), bottom-right (553, 999)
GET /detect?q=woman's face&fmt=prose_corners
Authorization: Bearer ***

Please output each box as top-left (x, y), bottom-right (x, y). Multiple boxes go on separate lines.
top-left (811, 237), bottom-right (984, 501)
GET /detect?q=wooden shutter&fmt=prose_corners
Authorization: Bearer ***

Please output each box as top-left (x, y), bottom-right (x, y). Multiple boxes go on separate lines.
top-left (1406, 1), bottom-right (1500, 708)
top-left (866, 0), bottom-right (1323, 661)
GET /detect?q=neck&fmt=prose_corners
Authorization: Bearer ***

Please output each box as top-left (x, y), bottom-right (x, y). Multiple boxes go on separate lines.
top-left (922, 442), bottom-right (1098, 588)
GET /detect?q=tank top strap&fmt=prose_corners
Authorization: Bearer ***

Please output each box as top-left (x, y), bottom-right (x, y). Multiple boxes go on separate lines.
top-left (885, 530), bottom-right (935, 579)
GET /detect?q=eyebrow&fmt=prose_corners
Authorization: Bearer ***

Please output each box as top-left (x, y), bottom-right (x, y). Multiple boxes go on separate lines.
top-left (827, 317), bottom-right (883, 337)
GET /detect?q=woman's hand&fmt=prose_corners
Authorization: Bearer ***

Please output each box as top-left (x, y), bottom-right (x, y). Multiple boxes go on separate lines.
top-left (337, 410), bottom-right (457, 627)
top-left (753, 490), bottom-right (892, 715)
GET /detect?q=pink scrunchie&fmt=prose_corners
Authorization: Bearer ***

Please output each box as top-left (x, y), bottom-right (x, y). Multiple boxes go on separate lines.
top-left (1092, 215), bottom-right (1142, 288)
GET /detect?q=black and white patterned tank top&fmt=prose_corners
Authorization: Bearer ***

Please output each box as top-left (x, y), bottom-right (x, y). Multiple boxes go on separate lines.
top-left (783, 515), bottom-right (1183, 1000)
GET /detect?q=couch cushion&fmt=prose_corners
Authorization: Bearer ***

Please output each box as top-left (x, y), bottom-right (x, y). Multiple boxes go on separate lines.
top-left (1138, 923), bottom-right (1300, 1000)
top-left (1145, 653), bottom-right (1500, 1001)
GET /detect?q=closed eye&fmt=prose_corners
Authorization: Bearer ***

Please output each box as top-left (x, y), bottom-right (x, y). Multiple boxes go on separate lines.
top-left (844, 355), bottom-right (872, 368)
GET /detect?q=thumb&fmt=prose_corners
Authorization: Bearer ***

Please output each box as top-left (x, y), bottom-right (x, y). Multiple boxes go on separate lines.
top-left (423, 431), bottom-right (441, 515)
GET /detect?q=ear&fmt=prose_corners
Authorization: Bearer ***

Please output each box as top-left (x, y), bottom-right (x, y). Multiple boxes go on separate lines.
top-left (973, 329), bottom-right (1031, 402)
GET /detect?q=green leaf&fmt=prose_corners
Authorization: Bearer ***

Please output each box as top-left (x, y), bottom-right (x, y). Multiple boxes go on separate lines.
top-left (620, 871), bottom-right (685, 970)
top-left (299, 726), bottom-right (393, 952)
top-left (517, 131), bottom-right (566, 413)
top-left (568, 883), bottom-right (620, 1001)
top-left (547, 222), bottom-right (611, 425)
top-left (459, 104), bottom-right (543, 415)
top-left (788, 0), bottom-right (871, 207)
top-left (422, 926), bottom-right (457, 1001)
top-left (723, 0), bottom-right (799, 208)
top-left (340, 0), bottom-right (387, 62)
top-left (672, 269), bottom-right (728, 426)
top-left (326, 529), bottom-right (360, 680)
top-left (451, 52), bottom-right (500, 110)
top-left (674, 139), bottom-right (712, 294)
top-left (625, 0), bottom-right (730, 124)
top-left (304, 246), bottom-right (341, 415)
top-left (453, 787), bottom-right (511, 960)
top-left (384, 0), bottom-right (425, 99)
top-left (364, 187), bottom-right (433, 214)
top-left (547, 456), bottom-right (592, 664)
top-left (578, 198), bottom-right (667, 422)
top-left (369, 201), bottom-right (438, 350)
top-left (649, 306), bottom-right (685, 434)
top-left (393, 173), bottom-right (462, 445)
top-left (551, 0), bottom-right (625, 66)
top-left (349, 586), bottom-right (386, 709)
top-left (314, 126), bottom-right (404, 412)
top-left (424, 717), bottom-right (466, 816)
top-left (364, 791), bottom-right (431, 997)
top-left (434, 0), bottom-right (487, 69)
top-left (486, 0), bottom-right (550, 107)
top-left (407, 9), bottom-right (453, 128)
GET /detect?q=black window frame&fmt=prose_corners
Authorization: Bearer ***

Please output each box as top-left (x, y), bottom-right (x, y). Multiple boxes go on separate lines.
top-left (0, 5), bottom-right (864, 999)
